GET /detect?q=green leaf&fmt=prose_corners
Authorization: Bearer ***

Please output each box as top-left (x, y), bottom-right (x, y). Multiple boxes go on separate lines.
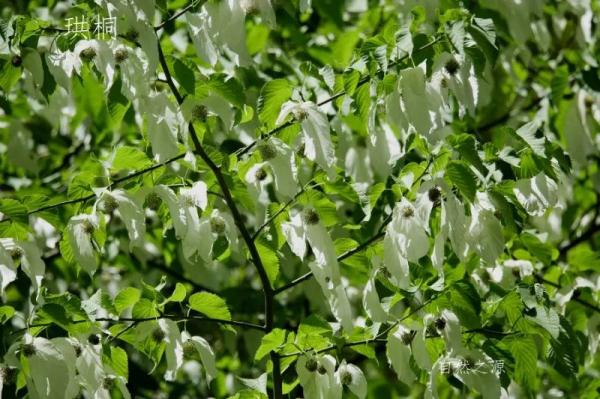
top-left (107, 346), bottom-right (129, 379)
top-left (520, 233), bottom-right (556, 265)
top-left (165, 283), bottom-right (187, 303)
top-left (255, 328), bottom-right (287, 360)
top-left (170, 57), bottom-right (195, 95)
top-left (0, 305), bottom-right (15, 324)
top-left (343, 70), bottom-right (361, 96)
top-left (0, 199), bottom-right (28, 221)
top-left (203, 74), bottom-right (245, 108)
top-left (258, 79), bottom-right (292, 129)
top-left (189, 292), bottom-right (232, 321)
top-left (132, 298), bottom-right (159, 319)
top-left (509, 336), bottom-right (538, 391)
top-left (446, 160), bottom-right (478, 202)
top-left (111, 146), bottom-right (152, 173)
top-left (467, 18), bottom-right (498, 64)
top-left (298, 314), bottom-right (332, 337)
top-left (551, 65), bottom-right (569, 103)
top-left (114, 287), bottom-right (142, 315)
top-left (255, 237), bottom-right (279, 286)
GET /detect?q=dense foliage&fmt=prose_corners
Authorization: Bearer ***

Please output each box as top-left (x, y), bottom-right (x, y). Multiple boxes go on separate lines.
top-left (1, 0), bottom-right (600, 398)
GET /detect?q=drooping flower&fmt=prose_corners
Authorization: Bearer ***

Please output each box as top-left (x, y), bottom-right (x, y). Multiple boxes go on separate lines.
top-left (296, 354), bottom-right (342, 399)
top-left (0, 241), bottom-right (17, 296)
top-left (387, 323), bottom-right (431, 384)
top-left (159, 319), bottom-right (184, 381)
top-left (3, 335), bottom-right (80, 399)
top-left (335, 360), bottom-right (367, 399)
top-left (430, 53), bottom-right (479, 117)
top-left (186, 0), bottom-right (249, 66)
top-left (181, 331), bottom-right (217, 383)
top-left (277, 101), bottom-right (337, 180)
top-left (383, 198), bottom-right (430, 288)
top-left (256, 139), bottom-right (298, 199)
top-left (282, 210), bottom-right (353, 330)
top-left (67, 213), bottom-right (99, 275)
top-left (151, 182), bottom-right (216, 261)
top-left (143, 91), bottom-right (185, 163)
top-left (73, 39), bottom-right (116, 91)
top-left (0, 239), bottom-right (45, 298)
top-left (99, 189), bottom-right (146, 250)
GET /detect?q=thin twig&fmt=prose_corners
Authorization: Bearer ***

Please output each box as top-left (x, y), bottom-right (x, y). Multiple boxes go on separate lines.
top-left (0, 152), bottom-right (187, 224)
top-left (274, 157), bottom-right (436, 295)
top-left (252, 182), bottom-right (317, 241)
top-left (235, 37), bottom-right (443, 158)
top-left (280, 294), bottom-right (439, 358)
top-left (11, 314), bottom-right (265, 335)
top-left (154, 0), bottom-right (205, 31)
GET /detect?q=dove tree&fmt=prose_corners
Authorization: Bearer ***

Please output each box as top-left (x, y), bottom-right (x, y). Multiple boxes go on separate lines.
top-left (1, 0), bottom-right (600, 398)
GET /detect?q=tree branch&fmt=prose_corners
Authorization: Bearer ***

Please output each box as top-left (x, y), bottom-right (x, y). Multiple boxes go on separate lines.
top-left (156, 39), bottom-right (282, 398)
top-left (274, 157), bottom-right (435, 295)
top-left (0, 152), bottom-right (187, 224)
top-left (235, 37), bottom-right (442, 158)
top-left (154, 0), bottom-right (206, 31)
top-left (535, 275), bottom-right (600, 313)
top-left (252, 181), bottom-right (317, 241)
top-left (13, 314), bottom-right (265, 335)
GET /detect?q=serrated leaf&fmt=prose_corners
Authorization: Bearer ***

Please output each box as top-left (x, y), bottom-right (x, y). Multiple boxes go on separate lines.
top-left (255, 237), bottom-right (279, 286)
top-left (108, 346), bottom-right (129, 379)
top-left (258, 79), bottom-right (292, 129)
top-left (510, 337), bottom-right (538, 391)
top-left (189, 292), bottom-right (231, 321)
top-left (132, 298), bottom-right (159, 319)
top-left (255, 328), bottom-right (286, 360)
top-left (111, 146), bottom-right (152, 173)
top-left (114, 287), bottom-right (141, 315)
top-left (446, 160), bottom-right (478, 202)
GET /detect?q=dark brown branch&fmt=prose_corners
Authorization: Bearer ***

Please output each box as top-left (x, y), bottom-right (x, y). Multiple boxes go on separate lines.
top-left (156, 39), bottom-right (282, 398)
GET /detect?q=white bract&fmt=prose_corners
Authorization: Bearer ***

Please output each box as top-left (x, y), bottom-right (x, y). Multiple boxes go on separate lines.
top-left (67, 213), bottom-right (99, 275)
top-left (277, 101), bottom-right (337, 180)
top-left (513, 173), bottom-right (559, 217)
top-left (98, 189), bottom-right (146, 250)
top-left (0, 239), bottom-right (45, 298)
top-left (296, 354), bottom-right (342, 399)
top-left (383, 198), bottom-right (430, 288)
top-left (282, 210), bottom-right (353, 330)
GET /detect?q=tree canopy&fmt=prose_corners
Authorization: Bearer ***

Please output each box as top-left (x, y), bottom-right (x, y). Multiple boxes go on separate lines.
top-left (1, 0), bottom-right (600, 398)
